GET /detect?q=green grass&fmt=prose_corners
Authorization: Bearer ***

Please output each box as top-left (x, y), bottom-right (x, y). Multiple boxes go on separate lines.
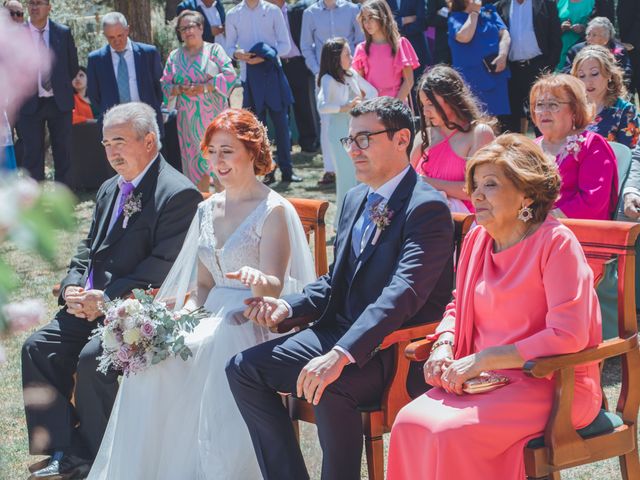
top-left (0, 151), bottom-right (634, 479)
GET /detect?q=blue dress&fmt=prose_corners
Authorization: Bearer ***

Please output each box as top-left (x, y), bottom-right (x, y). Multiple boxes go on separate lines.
top-left (448, 5), bottom-right (510, 116)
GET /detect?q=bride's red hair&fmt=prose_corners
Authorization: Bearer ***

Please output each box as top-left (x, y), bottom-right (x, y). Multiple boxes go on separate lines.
top-left (201, 108), bottom-right (274, 175)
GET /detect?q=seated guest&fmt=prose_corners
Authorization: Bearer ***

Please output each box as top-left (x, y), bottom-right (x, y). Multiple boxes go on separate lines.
top-left (22, 103), bottom-right (201, 479)
top-left (531, 73), bottom-right (617, 220)
top-left (562, 17), bottom-right (633, 89)
top-left (571, 45), bottom-right (639, 149)
top-left (388, 134), bottom-right (603, 480)
top-left (71, 67), bottom-right (97, 125)
top-left (411, 65), bottom-right (495, 212)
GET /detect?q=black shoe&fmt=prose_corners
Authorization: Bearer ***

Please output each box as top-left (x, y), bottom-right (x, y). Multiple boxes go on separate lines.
top-left (30, 453), bottom-right (91, 479)
top-left (282, 173), bottom-right (303, 183)
top-left (262, 171), bottom-right (276, 185)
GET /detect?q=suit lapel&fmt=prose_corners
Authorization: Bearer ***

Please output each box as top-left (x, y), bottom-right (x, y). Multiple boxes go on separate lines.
top-left (332, 186), bottom-right (368, 280)
top-left (92, 179), bottom-right (119, 252)
top-left (132, 42), bottom-right (144, 93)
top-left (102, 45), bottom-right (118, 97)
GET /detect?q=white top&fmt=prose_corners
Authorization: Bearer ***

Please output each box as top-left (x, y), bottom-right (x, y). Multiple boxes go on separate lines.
top-left (110, 38), bottom-right (141, 102)
top-left (508, 0), bottom-right (542, 62)
top-left (224, 0), bottom-right (291, 81)
top-left (28, 20), bottom-right (53, 97)
top-left (198, 0), bottom-right (222, 27)
top-left (317, 68), bottom-right (377, 115)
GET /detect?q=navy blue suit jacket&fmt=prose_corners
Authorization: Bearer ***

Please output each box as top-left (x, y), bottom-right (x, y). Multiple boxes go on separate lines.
top-left (87, 42), bottom-right (163, 133)
top-left (176, 0), bottom-right (226, 44)
top-left (21, 20), bottom-right (79, 114)
top-left (284, 168), bottom-right (455, 366)
top-left (245, 42), bottom-right (294, 114)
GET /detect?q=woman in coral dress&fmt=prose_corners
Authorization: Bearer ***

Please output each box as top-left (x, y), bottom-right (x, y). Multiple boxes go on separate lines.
top-left (387, 134), bottom-right (602, 480)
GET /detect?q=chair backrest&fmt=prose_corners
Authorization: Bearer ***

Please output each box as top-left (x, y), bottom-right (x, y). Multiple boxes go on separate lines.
top-left (451, 212), bottom-right (475, 263)
top-left (559, 218), bottom-right (640, 338)
top-left (609, 141), bottom-right (632, 195)
top-left (286, 197), bottom-right (330, 278)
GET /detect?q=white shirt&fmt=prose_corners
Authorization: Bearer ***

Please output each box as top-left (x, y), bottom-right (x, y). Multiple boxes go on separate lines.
top-left (224, 0), bottom-right (291, 81)
top-left (198, 0), bottom-right (222, 27)
top-left (508, 0), bottom-right (542, 62)
top-left (107, 157), bottom-right (156, 233)
top-left (317, 69), bottom-right (377, 115)
top-left (110, 38), bottom-right (141, 102)
top-left (28, 20), bottom-right (53, 97)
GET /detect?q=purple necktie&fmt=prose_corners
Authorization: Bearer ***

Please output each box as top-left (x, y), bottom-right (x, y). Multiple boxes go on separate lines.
top-left (85, 182), bottom-right (135, 290)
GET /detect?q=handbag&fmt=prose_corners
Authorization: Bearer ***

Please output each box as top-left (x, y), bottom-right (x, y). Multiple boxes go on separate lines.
top-left (462, 371), bottom-right (510, 394)
top-left (482, 53), bottom-right (499, 73)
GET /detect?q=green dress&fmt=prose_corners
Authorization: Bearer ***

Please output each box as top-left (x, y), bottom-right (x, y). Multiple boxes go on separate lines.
top-left (556, 0), bottom-right (594, 71)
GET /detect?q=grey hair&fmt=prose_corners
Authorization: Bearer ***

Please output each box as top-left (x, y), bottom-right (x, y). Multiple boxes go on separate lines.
top-left (102, 11), bottom-right (128, 29)
top-left (103, 102), bottom-right (162, 150)
top-left (586, 17), bottom-right (615, 42)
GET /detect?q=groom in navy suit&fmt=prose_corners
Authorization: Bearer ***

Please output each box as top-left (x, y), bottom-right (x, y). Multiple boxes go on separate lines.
top-left (87, 12), bottom-right (164, 135)
top-left (227, 97), bottom-right (454, 480)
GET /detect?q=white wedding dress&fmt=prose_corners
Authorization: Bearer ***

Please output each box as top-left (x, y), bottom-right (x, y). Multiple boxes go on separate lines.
top-left (88, 191), bottom-right (316, 480)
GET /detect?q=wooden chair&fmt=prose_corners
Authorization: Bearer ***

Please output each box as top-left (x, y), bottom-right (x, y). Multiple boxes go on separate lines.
top-left (275, 212), bottom-right (475, 480)
top-left (405, 218), bottom-right (640, 480)
top-left (287, 197), bottom-right (329, 277)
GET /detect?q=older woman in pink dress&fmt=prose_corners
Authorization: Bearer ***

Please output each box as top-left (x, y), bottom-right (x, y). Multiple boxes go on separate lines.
top-left (387, 134), bottom-right (602, 480)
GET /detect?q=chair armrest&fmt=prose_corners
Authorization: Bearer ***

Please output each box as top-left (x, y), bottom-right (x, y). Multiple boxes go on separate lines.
top-left (523, 336), bottom-right (638, 378)
top-left (52, 283), bottom-right (61, 297)
top-left (404, 338), bottom-right (435, 362)
top-left (380, 322), bottom-right (439, 350)
top-left (270, 314), bottom-right (317, 334)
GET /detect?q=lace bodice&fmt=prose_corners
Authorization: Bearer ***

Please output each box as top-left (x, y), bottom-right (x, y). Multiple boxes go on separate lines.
top-left (197, 192), bottom-right (273, 288)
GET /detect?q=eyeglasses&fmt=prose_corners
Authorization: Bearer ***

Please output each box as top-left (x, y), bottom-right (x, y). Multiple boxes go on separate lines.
top-left (8, 10), bottom-right (24, 17)
top-left (27, 1), bottom-right (49, 7)
top-left (533, 101), bottom-right (571, 113)
top-left (340, 128), bottom-right (398, 150)
top-left (177, 23), bottom-right (200, 33)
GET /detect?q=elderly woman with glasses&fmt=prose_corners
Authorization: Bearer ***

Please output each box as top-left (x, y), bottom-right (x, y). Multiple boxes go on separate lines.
top-left (531, 73), bottom-right (617, 220)
top-left (161, 9), bottom-right (237, 191)
top-left (561, 16), bottom-right (633, 89)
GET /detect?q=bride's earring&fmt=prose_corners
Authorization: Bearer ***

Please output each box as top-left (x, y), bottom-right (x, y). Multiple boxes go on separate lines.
top-left (518, 205), bottom-right (533, 223)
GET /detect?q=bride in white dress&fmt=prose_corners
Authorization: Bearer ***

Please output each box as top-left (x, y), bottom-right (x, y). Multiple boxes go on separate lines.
top-left (88, 109), bottom-right (316, 479)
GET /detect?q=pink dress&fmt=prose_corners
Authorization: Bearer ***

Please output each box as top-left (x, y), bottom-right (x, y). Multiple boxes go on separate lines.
top-left (411, 130), bottom-right (474, 212)
top-left (387, 218), bottom-right (602, 480)
top-left (537, 130), bottom-right (618, 220)
top-left (351, 37), bottom-right (419, 98)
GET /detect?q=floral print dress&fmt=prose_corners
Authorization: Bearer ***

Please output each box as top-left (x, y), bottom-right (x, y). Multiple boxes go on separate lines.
top-left (587, 97), bottom-right (640, 149)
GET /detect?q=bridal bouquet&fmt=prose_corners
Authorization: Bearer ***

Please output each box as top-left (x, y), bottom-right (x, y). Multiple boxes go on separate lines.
top-left (91, 289), bottom-right (207, 376)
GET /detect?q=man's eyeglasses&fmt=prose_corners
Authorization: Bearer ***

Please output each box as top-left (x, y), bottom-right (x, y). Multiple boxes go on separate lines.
top-left (177, 23), bottom-right (200, 34)
top-left (27, 1), bottom-right (49, 7)
top-left (533, 101), bottom-right (571, 114)
top-left (340, 128), bottom-right (398, 150)
top-left (8, 10), bottom-right (24, 18)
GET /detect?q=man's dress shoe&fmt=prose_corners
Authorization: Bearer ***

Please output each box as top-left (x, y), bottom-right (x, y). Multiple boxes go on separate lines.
top-left (30, 454), bottom-right (91, 479)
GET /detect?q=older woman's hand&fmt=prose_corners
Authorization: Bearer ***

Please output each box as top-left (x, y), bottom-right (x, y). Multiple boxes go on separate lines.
top-left (423, 345), bottom-right (453, 388)
top-left (440, 353), bottom-right (484, 395)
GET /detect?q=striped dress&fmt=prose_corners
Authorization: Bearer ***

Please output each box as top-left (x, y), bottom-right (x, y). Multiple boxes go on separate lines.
top-left (162, 42), bottom-right (238, 183)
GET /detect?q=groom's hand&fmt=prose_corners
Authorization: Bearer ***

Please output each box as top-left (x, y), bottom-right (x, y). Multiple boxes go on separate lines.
top-left (65, 289), bottom-right (106, 322)
top-left (297, 350), bottom-right (350, 405)
top-left (243, 296), bottom-right (289, 328)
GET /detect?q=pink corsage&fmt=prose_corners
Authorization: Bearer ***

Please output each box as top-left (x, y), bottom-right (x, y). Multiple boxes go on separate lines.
top-left (122, 192), bottom-right (142, 229)
top-left (370, 200), bottom-right (394, 246)
top-left (558, 132), bottom-right (587, 165)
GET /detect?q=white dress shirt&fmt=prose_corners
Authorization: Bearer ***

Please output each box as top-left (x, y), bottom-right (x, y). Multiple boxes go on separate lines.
top-left (198, 0), bottom-right (223, 27)
top-left (107, 157), bottom-right (156, 233)
top-left (508, 0), bottom-right (542, 62)
top-left (224, 0), bottom-right (291, 81)
top-left (317, 69), bottom-right (377, 115)
top-left (110, 38), bottom-right (141, 102)
top-left (28, 20), bottom-right (53, 97)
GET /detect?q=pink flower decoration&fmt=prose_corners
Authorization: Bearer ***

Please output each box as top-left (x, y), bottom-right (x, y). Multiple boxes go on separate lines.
top-left (117, 345), bottom-right (131, 363)
top-left (3, 299), bottom-right (46, 333)
top-left (141, 321), bottom-right (155, 339)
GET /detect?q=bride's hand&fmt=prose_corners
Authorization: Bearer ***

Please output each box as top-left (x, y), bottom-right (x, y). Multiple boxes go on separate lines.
top-left (243, 296), bottom-right (290, 328)
top-left (226, 267), bottom-right (269, 287)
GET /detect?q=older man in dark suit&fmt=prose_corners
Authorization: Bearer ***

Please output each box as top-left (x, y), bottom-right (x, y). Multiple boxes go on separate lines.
top-left (18, 0), bottom-right (78, 184)
top-left (22, 103), bottom-right (201, 479)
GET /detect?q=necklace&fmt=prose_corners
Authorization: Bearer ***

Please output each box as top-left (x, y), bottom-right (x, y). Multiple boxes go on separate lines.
top-left (495, 224), bottom-right (533, 253)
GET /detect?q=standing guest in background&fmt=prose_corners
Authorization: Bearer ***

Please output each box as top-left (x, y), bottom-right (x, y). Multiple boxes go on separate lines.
top-left (556, 0), bottom-right (594, 71)
top-left (447, 0), bottom-right (511, 121)
top-left (594, 0), bottom-right (614, 24)
top-left (71, 67), bottom-right (97, 125)
top-left (3, 0), bottom-right (24, 23)
top-left (426, 0), bottom-right (451, 64)
top-left (266, 0), bottom-right (320, 158)
top-left (617, 0), bottom-right (640, 98)
top-left (572, 46), bottom-right (639, 149)
top-left (495, 0), bottom-right (561, 134)
top-left (531, 73), bottom-right (617, 220)
top-left (176, 0), bottom-right (225, 44)
top-left (225, 0), bottom-right (304, 184)
top-left (353, 0), bottom-right (419, 101)
top-left (411, 65), bottom-right (495, 213)
top-left (87, 12), bottom-right (164, 137)
top-left (162, 10), bottom-right (237, 191)
top-left (301, 0), bottom-right (364, 185)
top-left (18, 0), bottom-right (78, 184)
top-left (389, 0), bottom-right (429, 83)
top-left (561, 17), bottom-right (633, 90)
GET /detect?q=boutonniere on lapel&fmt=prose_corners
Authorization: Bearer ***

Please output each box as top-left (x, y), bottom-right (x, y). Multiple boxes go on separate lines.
top-left (122, 192), bottom-right (142, 229)
top-left (370, 200), bottom-right (394, 246)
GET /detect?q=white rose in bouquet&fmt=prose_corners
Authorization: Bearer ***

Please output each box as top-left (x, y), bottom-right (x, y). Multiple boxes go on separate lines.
top-left (103, 329), bottom-right (120, 351)
top-left (123, 328), bottom-right (142, 345)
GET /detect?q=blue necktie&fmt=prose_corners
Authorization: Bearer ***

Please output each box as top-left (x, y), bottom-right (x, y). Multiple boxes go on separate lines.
top-left (352, 192), bottom-right (384, 256)
top-left (116, 51), bottom-right (131, 103)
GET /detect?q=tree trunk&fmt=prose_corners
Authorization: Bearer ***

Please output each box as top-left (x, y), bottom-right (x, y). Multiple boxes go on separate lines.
top-left (113, 0), bottom-right (153, 43)
top-left (165, 0), bottom-right (181, 21)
